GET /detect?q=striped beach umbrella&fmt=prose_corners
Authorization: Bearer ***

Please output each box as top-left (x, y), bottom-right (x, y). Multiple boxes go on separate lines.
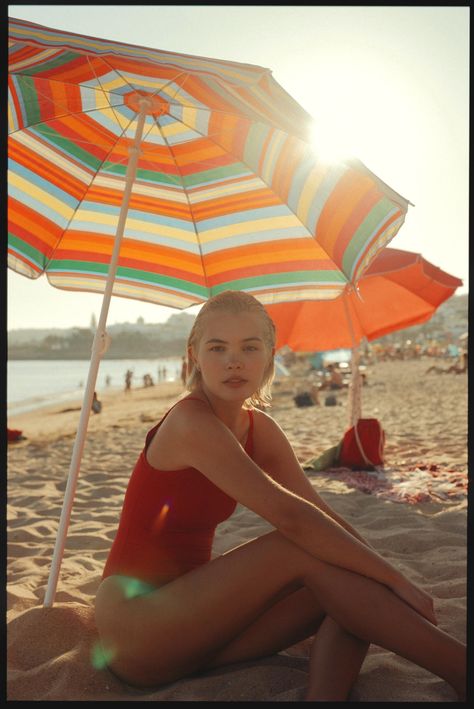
top-left (8, 17), bottom-right (411, 606)
top-left (8, 17), bottom-right (410, 308)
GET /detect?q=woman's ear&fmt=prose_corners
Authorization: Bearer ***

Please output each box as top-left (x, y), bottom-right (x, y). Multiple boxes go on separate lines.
top-left (187, 346), bottom-right (199, 373)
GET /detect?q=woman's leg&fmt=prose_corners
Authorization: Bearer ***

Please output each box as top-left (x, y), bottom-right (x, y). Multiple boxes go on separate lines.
top-left (95, 530), bottom-right (465, 697)
top-left (305, 617), bottom-right (369, 701)
top-left (203, 588), bottom-right (369, 701)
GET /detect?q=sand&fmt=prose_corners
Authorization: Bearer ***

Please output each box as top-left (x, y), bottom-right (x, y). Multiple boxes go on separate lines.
top-left (6, 358), bottom-right (468, 701)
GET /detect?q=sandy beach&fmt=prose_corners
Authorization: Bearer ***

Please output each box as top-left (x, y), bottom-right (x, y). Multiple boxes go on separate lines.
top-left (7, 358), bottom-right (468, 701)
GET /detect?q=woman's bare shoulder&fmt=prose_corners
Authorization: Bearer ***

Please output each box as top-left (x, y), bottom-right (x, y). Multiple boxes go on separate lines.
top-left (252, 407), bottom-right (286, 435)
top-left (146, 396), bottom-right (214, 469)
top-left (251, 408), bottom-right (291, 460)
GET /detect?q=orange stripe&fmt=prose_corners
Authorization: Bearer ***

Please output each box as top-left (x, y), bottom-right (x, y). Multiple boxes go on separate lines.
top-left (56, 112), bottom-right (117, 152)
top-left (271, 135), bottom-right (305, 202)
top-left (192, 189), bottom-right (280, 220)
top-left (316, 170), bottom-right (374, 256)
top-left (9, 140), bottom-right (86, 199)
top-left (50, 78), bottom-right (77, 115)
top-left (58, 231), bottom-right (201, 269)
top-left (207, 258), bottom-right (333, 286)
top-left (9, 199), bottom-right (63, 249)
top-left (205, 238), bottom-right (329, 270)
top-left (333, 185), bottom-right (381, 265)
top-left (257, 127), bottom-right (275, 175)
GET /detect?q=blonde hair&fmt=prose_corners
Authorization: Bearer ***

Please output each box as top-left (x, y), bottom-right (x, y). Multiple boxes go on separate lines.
top-left (185, 291), bottom-right (276, 408)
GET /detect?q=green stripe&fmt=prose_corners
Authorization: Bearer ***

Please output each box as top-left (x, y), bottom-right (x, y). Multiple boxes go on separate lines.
top-left (211, 270), bottom-right (346, 294)
top-left (102, 163), bottom-right (182, 186)
top-left (16, 75), bottom-right (41, 126)
top-left (47, 259), bottom-right (208, 297)
top-left (8, 233), bottom-right (47, 269)
top-left (20, 50), bottom-right (84, 76)
top-left (101, 162), bottom-right (251, 188)
top-left (342, 198), bottom-right (397, 276)
top-left (181, 163), bottom-right (251, 188)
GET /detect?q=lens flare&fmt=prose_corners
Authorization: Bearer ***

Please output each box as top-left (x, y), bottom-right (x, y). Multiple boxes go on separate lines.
top-left (91, 641), bottom-right (116, 670)
top-left (151, 502), bottom-right (170, 535)
top-left (117, 576), bottom-right (156, 599)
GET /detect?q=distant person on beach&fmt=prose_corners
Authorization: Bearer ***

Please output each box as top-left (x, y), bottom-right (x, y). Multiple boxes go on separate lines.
top-left (124, 369), bottom-right (133, 392)
top-left (425, 350), bottom-right (467, 375)
top-left (91, 392), bottom-right (102, 414)
top-left (95, 290), bottom-right (466, 701)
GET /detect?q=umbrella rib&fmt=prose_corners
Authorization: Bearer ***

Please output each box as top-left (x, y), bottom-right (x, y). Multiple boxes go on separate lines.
top-left (38, 115), bottom-right (143, 272)
top-left (161, 108), bottom-right (328, 247)
top-left (84, 53), bottom-right (138, 134)
top-left (150, 112), bottom-right (210, 297)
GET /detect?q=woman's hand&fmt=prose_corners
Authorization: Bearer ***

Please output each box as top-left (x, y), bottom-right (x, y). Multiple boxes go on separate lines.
top-left (390, 574), bottom-right (438, 625)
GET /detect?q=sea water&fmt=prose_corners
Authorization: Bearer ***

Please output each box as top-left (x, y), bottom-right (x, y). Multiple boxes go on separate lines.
top-left (7, 357), bottom-right (183, 416)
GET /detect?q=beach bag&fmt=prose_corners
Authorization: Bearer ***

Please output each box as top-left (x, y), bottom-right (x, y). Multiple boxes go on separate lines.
top-left (324, 395), bottom-right (337, 407)
top-left (294, 392), bottom-right (314, 407)
top-left (339, 418), bottom-right (385, 469)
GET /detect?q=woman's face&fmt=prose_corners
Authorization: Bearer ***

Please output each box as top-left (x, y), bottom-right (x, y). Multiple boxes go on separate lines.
top-left (192, 310), bottom-right (273, 403)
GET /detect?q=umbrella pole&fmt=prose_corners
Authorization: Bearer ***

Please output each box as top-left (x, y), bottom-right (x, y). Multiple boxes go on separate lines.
top-left (342, 292), bottom-right (361, 428)
top-left (43, 98), bottom-right (152, 607)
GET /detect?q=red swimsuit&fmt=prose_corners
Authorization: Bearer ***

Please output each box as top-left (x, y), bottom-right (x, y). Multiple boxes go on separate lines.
top-left (102, 398), bottom-right (254, 586)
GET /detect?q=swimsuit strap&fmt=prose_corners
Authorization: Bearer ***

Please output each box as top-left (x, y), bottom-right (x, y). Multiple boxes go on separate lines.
top-left (144, 396), bottom-right (207, 450)
top-left (145, 397), bottom-right (255, 454)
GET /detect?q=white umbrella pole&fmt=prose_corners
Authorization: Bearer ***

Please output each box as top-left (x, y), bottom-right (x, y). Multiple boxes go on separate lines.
top-left (43, 98), bottom-right (152, 607)
top-left (342, 292), bottom-right (361, 428)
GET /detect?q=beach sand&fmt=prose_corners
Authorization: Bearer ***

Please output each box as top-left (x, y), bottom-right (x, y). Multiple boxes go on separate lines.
top-left (7, 358), bottom-right (468, 701)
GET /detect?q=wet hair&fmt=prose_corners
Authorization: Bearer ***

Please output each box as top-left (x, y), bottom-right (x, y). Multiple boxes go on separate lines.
top-left (185, 290), bottom-right (276, 408)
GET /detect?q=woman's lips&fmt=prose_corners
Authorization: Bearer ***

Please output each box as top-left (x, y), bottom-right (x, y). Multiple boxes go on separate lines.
top-left (223, 378), bottom-right (247, 387)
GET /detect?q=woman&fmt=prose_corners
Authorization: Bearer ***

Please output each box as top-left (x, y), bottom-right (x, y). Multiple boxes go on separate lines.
top-left (95, 291), bottom-right (465, 701)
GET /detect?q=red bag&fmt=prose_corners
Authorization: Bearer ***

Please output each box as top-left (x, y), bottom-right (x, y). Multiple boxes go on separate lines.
top-left (339, 418), bottom-right (385, 469)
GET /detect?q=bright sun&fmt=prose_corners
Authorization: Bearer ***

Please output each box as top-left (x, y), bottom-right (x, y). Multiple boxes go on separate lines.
top-left (305, 56), bottom-right (396, 166)
top-left (309, 118), bottom-right (357, 164)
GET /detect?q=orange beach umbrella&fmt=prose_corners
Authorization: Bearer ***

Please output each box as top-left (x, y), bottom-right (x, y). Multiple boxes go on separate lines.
top-left (266, 248), bottom-right (463, 424)
top-left (266, 248), bottom-right (462, 352)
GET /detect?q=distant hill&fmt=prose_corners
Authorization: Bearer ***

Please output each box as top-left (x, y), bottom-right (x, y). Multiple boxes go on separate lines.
top-left (7, 294), bottom-right (467, 359)
top-left (8, 312), bottom-right (196, 360)
top-left (375, 293), bottom-right (468, 344)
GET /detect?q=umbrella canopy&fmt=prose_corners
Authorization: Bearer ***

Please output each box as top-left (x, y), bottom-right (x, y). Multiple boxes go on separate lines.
top-left (266, 248), bottom-right (462, 426)
top-left (8, 18), bottom-right (411, 607)
top-left (8, 17), bottom-right (410, 307)
top-left (266, 248), bottom-right (463, 351)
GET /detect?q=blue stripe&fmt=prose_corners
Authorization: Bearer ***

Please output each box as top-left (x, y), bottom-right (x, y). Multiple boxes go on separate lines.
top-left (10, 161), bottom-right (81, 207)
top-left (9, 185), bottom-right (73, 228)
top-left (199, 226), bottom-right (311, 254)
top-left (196, 204), bottom-right (297, 231)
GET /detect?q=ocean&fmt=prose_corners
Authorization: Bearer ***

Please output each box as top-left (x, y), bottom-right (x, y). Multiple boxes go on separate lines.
top-left (7, 357), bottom-right (183, 416)
top-left (7, 349), bottom-right (352, 417)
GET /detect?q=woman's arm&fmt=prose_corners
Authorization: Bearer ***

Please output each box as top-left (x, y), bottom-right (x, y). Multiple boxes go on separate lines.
top-left (252, 410), bottom-right (369, 546)
top-left (169, 402), bottom-right (434, 623)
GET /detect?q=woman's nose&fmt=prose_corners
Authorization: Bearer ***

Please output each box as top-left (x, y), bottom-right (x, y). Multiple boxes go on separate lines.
top-left (226, 353), bottom-right (243, 368)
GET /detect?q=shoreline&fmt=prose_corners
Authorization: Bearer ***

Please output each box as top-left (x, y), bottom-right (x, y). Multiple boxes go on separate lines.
top-left (7, 379), bottom-right (184, 444)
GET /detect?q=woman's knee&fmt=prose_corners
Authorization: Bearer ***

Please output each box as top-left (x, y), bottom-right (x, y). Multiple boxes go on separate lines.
top-left (257, 529), bottom-right (328, 585)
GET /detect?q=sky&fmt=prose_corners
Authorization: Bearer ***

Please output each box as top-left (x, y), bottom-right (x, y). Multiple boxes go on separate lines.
top-left (7, 4), bottom-right (470, 330)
